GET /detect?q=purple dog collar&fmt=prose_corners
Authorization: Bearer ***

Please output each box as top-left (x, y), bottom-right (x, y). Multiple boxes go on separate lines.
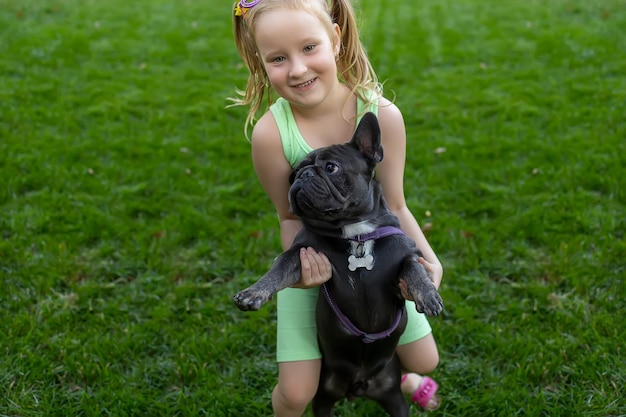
top-left (349, 226), bottom-right (405, 242)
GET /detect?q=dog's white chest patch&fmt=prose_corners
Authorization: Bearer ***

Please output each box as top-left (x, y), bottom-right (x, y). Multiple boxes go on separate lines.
top-left (343, 222), bottom-right (376, 271)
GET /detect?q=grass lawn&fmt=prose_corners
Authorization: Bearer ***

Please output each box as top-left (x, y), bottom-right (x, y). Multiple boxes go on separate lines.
top-left (1, 0), bottom-right (624, 415)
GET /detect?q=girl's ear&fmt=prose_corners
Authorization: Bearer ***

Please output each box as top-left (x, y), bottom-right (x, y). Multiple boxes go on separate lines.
top-left (332, 23), bottom-right (341, 56)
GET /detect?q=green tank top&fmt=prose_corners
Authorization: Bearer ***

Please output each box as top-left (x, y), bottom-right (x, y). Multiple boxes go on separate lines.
top-left (270, 93), bottom-right (379, 168)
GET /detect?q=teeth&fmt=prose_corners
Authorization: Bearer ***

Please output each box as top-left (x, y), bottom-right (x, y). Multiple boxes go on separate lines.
top-left (296, 79), bottom-right (313, 88)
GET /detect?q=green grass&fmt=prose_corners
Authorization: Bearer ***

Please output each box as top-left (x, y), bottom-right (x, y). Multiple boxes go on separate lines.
top-left (1, 0), bottom-right (624, 415)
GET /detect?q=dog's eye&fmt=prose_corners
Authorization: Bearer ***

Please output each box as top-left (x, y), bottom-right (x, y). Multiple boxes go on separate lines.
top-left (325, 162), bottom-right (339, 173)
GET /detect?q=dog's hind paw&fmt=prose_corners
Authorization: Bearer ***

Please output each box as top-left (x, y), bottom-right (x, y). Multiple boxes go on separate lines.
top-left (233, 288), bottom-right (273, 311)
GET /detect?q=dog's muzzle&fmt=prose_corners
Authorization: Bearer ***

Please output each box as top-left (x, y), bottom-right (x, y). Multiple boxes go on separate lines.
top-left (289, 166), bottom-right (347, 215)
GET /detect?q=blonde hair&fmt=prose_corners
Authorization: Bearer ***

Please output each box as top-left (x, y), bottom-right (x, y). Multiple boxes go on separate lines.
top-left (229, 0), bottom-right (381, 136)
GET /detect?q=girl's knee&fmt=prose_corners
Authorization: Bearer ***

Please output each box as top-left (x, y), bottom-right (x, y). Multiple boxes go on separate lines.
top-left (419, 349), bottom-right (439, 373)
top-left (274, 360), bottom-right (320, 410)
top-left (275, 381), bottom-right (316, 408)
top-left (396, 334), bottom-right (440, 374)
top-left (406, 354), bottom-right (439, 375)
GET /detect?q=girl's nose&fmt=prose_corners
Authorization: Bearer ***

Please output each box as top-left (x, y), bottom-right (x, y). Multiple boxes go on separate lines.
top-left (289, 58), bottom-right (308, 78)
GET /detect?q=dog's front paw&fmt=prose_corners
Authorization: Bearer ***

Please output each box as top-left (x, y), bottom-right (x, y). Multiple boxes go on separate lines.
top-left (233, 287), bottom-right (273, 311)
top-left (412, 286), bottom-right (444, 317)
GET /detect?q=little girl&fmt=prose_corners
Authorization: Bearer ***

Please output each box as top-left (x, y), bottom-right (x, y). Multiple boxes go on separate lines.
top-left (231, 0), bottom-right (443, 415)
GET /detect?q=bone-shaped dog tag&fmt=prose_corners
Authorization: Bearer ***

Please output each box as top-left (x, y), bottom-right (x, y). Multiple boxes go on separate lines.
top-left (348, 254), bottom-right (374, 271)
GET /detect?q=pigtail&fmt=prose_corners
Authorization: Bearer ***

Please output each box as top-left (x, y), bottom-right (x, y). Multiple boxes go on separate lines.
top-left (330, 0), bottom-right (381, 107)
top-left (229, 1), bottom-right (272, 138)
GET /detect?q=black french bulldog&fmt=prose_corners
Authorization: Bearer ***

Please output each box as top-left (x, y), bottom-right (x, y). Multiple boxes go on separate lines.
top-left (233, 112), bottom-right (443, 417)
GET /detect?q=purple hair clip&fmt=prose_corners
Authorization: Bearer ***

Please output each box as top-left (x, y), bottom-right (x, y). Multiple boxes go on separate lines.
top-left (234, 0), bottom-right (261, 16)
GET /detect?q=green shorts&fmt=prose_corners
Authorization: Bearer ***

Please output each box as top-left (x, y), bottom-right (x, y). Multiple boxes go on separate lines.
top-left (276, 287), bottom-right (432, 362)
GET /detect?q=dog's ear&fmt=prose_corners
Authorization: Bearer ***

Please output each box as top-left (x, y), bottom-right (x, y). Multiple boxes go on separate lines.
top-left (350, 112), bottom-right (383, 164)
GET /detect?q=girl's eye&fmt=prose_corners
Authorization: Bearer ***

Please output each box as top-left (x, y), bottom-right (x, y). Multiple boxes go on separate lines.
top-left (325, 162), bottom-right (339, 173)
top-left (304, 44), bottom-right (315, 53)
top-left (271, 56), bottom-right (285, 63)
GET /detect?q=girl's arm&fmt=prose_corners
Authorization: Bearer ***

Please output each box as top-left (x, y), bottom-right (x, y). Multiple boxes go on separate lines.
top-left (250, 113), bottom-right (332, 287)
top-left (376, 99), bottom-right (444, 289)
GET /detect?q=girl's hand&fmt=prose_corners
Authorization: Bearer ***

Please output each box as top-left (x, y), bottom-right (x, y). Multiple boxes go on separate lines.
top-left (418, 256), bottom-right (443, 290)
top-left (294, 247), bottom-right (332, 288)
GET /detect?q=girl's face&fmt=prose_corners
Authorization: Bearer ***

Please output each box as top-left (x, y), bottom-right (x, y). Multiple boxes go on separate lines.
top-left (253, 8), bottom-right (340, 109)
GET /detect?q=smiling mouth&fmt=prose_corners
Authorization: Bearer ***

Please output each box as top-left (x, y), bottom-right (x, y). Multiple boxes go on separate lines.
top-left (294, 78), bottom-right (315, 88)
